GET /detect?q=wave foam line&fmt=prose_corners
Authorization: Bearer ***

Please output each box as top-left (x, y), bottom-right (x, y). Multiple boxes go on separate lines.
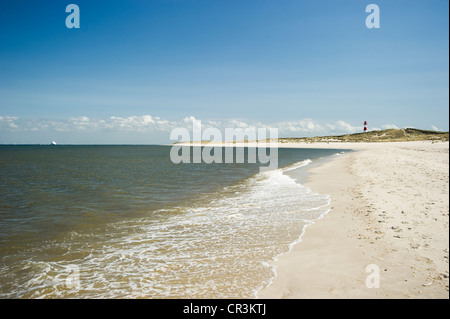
top-left (255, 159), bottom-right (333, 299)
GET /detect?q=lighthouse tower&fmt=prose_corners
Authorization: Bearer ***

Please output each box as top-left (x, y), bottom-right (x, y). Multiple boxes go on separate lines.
top-left (364, 121), bottom-right (368, 133)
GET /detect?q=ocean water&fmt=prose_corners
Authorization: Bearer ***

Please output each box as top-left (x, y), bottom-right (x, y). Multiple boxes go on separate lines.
top-left (0, 145), bottom-right (346, 298)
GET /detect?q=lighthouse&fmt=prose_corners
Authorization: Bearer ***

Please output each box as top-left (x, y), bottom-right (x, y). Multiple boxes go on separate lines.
top-left (364, 121), bottom-right (368, 133)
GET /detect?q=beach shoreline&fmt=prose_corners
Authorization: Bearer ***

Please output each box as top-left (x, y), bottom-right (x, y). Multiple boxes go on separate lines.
top-left (257, 141), bottom-right (449, 299)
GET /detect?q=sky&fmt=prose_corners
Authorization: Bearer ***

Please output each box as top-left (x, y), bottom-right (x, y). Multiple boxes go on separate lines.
top-left (0, 0), bottom-right (448, 144)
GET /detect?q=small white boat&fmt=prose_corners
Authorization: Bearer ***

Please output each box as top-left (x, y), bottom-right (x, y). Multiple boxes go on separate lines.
top-left (51, 141), bottom-right (57, 146)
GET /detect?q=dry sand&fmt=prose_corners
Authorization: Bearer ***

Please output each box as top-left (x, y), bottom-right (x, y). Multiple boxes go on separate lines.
top-left (257, 141), bottom-right (449, 299)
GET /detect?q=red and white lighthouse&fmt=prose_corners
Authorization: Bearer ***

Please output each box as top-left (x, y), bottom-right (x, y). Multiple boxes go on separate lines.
top-left (364, 121), bottom-right (368, 133)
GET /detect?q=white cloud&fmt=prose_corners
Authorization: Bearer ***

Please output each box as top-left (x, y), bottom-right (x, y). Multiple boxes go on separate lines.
top-left (1, 114), bottom-right (429, 142)
top-left (324, 120), bottom-right (361, 134)
top-left (0, 115), bottom-right (362, 137)
top-left (179, 118), bottom-right (264, 132)
top-left (69, 116), bottom-right (92, 130)
top-left (182, 116), bottom-right (197, 126)
top-left (105, 115), bottom-right (176, 131)
top-left (275, 118), bottom-right (323, 134)
top-left (335, 120), bottom-right (360, 133)
top-left (0, 116), bottom-right (19, 130)
top-left (5, 115), bottom-right (169, 132)
top-left (226, 119), bottom-right (251, 129)
top-left (431, 125), bottom-right (440, 131)
top-left (381, 124), bottom-right (399, 130)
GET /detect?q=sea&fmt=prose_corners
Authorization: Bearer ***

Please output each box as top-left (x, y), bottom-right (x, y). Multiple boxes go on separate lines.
top-left (0, 145), bottom-right (347, 298)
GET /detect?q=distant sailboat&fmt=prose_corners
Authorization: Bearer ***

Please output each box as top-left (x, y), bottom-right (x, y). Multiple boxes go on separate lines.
top-left (51, 141), bottom-right (57, 146)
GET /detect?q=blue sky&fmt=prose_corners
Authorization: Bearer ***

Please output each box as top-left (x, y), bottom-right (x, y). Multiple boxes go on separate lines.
top-left (0, 0), bottom-right (448, 144)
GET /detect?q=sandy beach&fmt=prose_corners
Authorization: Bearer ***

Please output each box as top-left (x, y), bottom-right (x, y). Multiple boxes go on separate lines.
top-left (256, 141), bottom-right (449, 298)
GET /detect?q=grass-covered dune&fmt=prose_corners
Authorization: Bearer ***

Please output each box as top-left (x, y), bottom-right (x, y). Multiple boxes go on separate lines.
top-left (277, 128), bottom-right (449, 143)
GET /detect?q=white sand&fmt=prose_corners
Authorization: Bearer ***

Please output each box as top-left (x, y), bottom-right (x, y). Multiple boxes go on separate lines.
top-left (256, 141), bottom-right (449, 298)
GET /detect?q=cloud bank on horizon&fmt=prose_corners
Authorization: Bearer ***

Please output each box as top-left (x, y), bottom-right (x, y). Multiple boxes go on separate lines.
top-left (0, 114), bottom-right (438, 144)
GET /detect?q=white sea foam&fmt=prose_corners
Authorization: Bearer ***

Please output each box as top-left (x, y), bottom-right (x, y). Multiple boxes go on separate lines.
top-left (1, 159), bottom-right (331, 299)
top-left (282, 159), bottom-right (313, 172)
